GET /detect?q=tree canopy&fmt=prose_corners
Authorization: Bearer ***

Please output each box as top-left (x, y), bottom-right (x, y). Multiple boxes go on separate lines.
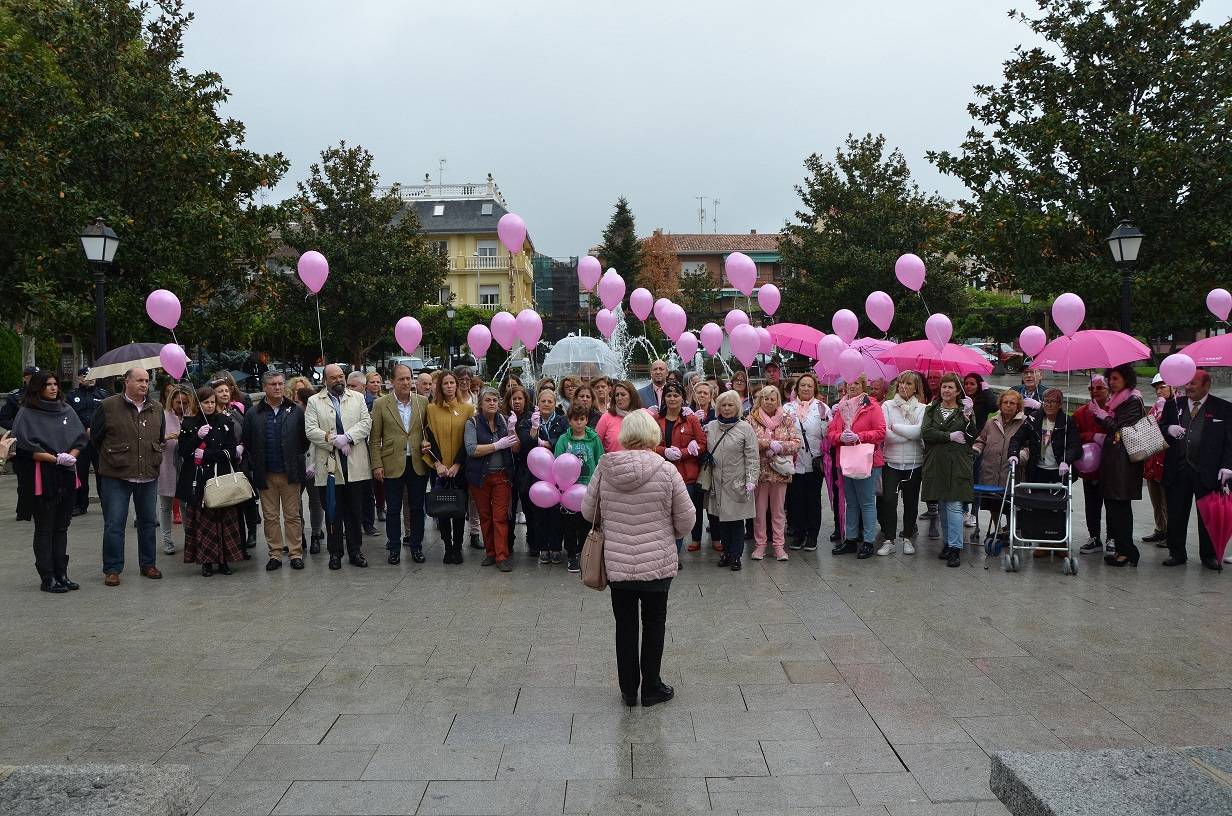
top-left (596, 197), bottom-right (642, 291)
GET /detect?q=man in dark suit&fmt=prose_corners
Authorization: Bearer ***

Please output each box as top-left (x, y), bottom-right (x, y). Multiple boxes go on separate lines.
top-left (1159, 369), bottom-right (1232, 571)
top-left (637, 359), bottom-right (668, 411)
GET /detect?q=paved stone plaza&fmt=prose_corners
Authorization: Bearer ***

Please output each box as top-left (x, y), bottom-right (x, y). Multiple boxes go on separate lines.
top-left (0, 476), bottom-right (1228, 816)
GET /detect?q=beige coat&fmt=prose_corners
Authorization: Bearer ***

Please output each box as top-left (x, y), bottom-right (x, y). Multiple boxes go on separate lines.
top-left (704, 419), bottom-right (761, 522)
top-left (304, 389), bottom-right (372, 486)
top-left (368, 393), bottom-right (430, 479)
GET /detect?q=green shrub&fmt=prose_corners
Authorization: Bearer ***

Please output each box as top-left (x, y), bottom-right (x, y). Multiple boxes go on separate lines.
top-left (0, 328), bottom-right (20, 392)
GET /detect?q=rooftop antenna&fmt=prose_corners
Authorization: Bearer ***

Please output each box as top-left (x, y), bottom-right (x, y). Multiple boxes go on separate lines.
top-left (438, 157), bottom-right (446, 187)
top-left (713, 198), bottom-right (720, 233)
top-left (695, 196), bottom-right (708, 232)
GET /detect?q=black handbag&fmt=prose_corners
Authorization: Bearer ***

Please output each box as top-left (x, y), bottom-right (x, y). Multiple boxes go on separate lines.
top-left (426, 476), bottom-right (468, 519)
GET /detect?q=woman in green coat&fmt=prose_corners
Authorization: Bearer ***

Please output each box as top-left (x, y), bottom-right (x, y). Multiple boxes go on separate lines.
top-left (921, 373), bottom-right (976, 567)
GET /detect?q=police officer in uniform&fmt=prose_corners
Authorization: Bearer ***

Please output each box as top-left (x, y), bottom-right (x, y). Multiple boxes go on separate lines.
top-left (69, 367), bottom-right (109, 515)
top-left (2, 366), bottom-right (39, 521)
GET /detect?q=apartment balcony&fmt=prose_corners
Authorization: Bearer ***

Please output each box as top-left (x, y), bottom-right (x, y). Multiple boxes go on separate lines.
top-left (447, 254), bottom-right (531, 274)
top-left (384, 178), bottom-right (508, 206)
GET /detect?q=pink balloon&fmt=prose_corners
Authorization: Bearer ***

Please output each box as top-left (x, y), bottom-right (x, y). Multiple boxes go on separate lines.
top-left (757, 284), bottom-right (781, 316)
top-left (725, 252), bottom-right (757, 296)
top-left (924, 313), bottom-right (952, 352)
top-left (597, 269), bottom-right (625, 310)
top-left (1019, 325), bottom-right (1047, 358)
top-left (560, 483), bottom-right (587, 513)
top-left (1207, 288), bottom-right (1232, 322)
top-left (894, 253), bottom-right (926, 292)
top-left (700, 323), bottom-right (723, 355)
top-left (297, 250), bottom-right (329, 294)
top-left (145, 289), bottom-right (181, 330)
top-left (817, 335), bottom-right (845, 370)
top-left (832, 309), bottom-right (859, 345)
top-left (1159, 353), bottom-right (1197, 387)
top-left (630, 288), bottom-right (654, 321)
top-left (467, 324), bottom-right (492, 357)
top-left (596, 308), bottom-right (617, 339)
top-left (1051, 292), bottom-right (1085, 338)
top-left (497, 212), bottom-right (526, 254)
top-left (516, 309), bottom-right (543, 349)
top-left (676, 331), bottom-right (699, 362)
top-left (653, 297), bottom-right (673, 322)
top-left (837, 348), bottom-right (864, 383)
top-left (553, 453), bottom-right (583, 490)
top-left (756, 326), bottom-right (774, 356)
top-left (529, 480), bottom-right (561, 509)
top-left (527, 447), bottom-right (554, 482)
top-left (578, 256), bottom-right (602, 292)
top-left (729, 324), bottom-right (759, 367)
top-left (490, 311), bottom-right (517, 351)
top-left (864, 291), bottom-right (894, 334)
top-left (395, 316), bottom-right (423, 355)
top-left (724, 309), bottom-right (749, 335)
top-left (159, 343), bottom-right (188, 379)
top-left (660, 304), bottom-right (687, 342)
top-left (1077, 442), bottom-right (1102, 476)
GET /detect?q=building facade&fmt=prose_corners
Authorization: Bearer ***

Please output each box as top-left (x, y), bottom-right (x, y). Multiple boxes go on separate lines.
top-left (532, 254), bottom-right (584, 343)
top-left (392, 175), bottom-right (535, 312)
top-left (643, 231), bottom-right (784, 322)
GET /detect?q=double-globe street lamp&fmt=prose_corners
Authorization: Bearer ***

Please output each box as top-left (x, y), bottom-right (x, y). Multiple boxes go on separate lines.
top-left (1106, 219), bottom-right (1145, 335)
top-left (78, 218), bottom-right (120, 359)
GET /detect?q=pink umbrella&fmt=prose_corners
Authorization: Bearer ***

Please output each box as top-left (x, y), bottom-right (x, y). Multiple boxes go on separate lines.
top-left (1032, 329), bottom-right (1150, 372)
top-left (1180, 334), bottom-right (1232, 368)
top-left (767, 323), bottom-right (826, 356)
top-left (876, 340), bottom-right (994, 375)
top-left (1196, 490), bottom-right (1232, 562)
top-left (850, 338), bottom-right (899, 380)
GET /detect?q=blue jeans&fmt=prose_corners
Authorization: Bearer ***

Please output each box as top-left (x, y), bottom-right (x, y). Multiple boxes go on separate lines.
top-left (938, 500), bottom-right (965, 550)
top-left (383, 460), bottom-right (428, 554)
top-left (101, 476), bottom-right (159, 574)
top-left (844, 468), bottom-right (881, 543)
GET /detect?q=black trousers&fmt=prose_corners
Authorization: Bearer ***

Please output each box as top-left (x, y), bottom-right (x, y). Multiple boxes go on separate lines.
top-left (561, 510), bottom-right (591, 558)
top-left (786, 469), bottom-right (823, 542)
top-left (1165, 466), bottom-right (1216, 563)
top-left (1104, 498), bottom-right (1137, 562)
top-left (878, 465), bottom-right (921, 541)
top-left (323, 481), bottom-right (365, 558)
top-left (1082, 478), bottom-right (1104, 539)
top-left (528, 502), bottom-right (562, 552)
top-left (32, 485), bottom-right (74, 579)
top-left (361, 479), bottom-right (376, 530)
top-left (13, 457), bottom-right (33, 520)
top-left (687, 483), bottom-right (712, 544)
top-left (74, 443), bottom-right (101, 512)
top-left (610, 582), bottom-right (670, 698)
top-left (719, 519), bottom-right (745, 560)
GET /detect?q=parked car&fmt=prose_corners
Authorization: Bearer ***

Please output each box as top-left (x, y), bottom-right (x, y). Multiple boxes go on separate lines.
top-left (964, 341), bottom-right (1024, 374)
top-left (963, 343), bottom-right (1000, 369)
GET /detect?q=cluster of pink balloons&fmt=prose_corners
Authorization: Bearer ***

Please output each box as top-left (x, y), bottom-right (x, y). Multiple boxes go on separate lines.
top-left (486, 309), bottom-right (542, 352)
top-left (526, 449), bottom-right (587, 511)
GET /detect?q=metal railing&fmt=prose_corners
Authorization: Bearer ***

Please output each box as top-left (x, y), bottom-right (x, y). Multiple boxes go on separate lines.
top-left (384, 180), bottom-right (507, 205)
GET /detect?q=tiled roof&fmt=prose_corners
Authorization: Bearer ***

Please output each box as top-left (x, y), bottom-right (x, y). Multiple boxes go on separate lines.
top-left (397, 199), bottom-right (510, 236)
top-left (644, 232), bottom-right (780, 253)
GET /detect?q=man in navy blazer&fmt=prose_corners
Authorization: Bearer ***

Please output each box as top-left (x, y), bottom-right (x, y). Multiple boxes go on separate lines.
top-left (1159, 370), bottom-right (1232, 570)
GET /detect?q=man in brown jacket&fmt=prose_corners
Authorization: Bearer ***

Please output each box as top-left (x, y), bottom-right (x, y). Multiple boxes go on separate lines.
top-left (369, 363), bottom-right (430, 565)
top-left (91, 367), bottom-right (166, 585)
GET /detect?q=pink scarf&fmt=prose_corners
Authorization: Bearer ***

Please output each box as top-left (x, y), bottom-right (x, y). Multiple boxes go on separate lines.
top-left (1107, 388), bottom-right (1142, 413)
top-left (758, 407), bottom-right (785, 430)
top-left (837, 396), bottom-right (860, 427)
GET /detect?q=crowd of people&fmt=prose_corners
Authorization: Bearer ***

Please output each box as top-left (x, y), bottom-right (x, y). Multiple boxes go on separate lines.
top-left (2, 357), bottom-right (1230, 594)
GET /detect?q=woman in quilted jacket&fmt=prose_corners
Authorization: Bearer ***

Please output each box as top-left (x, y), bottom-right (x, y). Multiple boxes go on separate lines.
top-left (827, 376), bottom-right (887, 560)
top-left (654, 382), bottom-right (708, 555)
top-left (582, 409), bottom-right (694, 709)
top-left (747, 386), bottom-right (802, 562)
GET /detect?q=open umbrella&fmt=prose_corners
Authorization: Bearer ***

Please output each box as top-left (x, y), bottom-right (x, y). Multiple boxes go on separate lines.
top-left (87, 342), bottom-right (164, 379)
top-left (1196, 488), bottom-right (1232, 562)
top-left (540, 336), bottom-right (622, 380)
top-left (1179, 334), bottom-right (1232, 368)
top-left (1032, 330), bottom-right (1150, 372)
top-left (768, 323), bottom-right (826, 357)
top-left (876, 340), bottom-right (994, 375)
top-left (850, 338), bottom-right (898, 381)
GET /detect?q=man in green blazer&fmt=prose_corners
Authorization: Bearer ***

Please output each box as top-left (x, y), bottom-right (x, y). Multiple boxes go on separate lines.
top-left (368, 362), bottom-right (430, 565)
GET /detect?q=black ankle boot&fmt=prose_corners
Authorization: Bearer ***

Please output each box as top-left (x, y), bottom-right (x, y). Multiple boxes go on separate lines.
top-left (856, 541), bottom-right (875, 559)
top-left (39, 576), bottom-right (68, 594)
top-left (831, 539), bottom-right (858, 555)
top-left (57, 574), bottom-right (80, 591)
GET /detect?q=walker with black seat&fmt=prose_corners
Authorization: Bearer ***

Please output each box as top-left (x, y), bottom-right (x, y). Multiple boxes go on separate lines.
top-left (1000, 460), bottom-right (1076, 574)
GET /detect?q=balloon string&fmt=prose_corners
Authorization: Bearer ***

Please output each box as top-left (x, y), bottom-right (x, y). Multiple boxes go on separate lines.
top-left (315, 296), bottom-right (325, 363)
top-left (917, 291), bottom-right (932, 317)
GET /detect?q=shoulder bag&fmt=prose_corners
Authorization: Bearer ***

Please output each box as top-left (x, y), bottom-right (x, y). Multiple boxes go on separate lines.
top-left (1119, 410), bottom-right (1167, 463)
top-left (204, 467), bottom-right (256, 509)
top-left (580, 484), bottom-right (607, 590)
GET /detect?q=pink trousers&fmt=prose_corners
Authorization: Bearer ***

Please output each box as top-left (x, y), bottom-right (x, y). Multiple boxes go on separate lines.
top-left (754, 482), bottom-right (788, 550)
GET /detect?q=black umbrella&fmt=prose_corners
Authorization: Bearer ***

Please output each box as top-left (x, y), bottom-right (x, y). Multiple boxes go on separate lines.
top-left (87, 343), bottom-right (166, 379)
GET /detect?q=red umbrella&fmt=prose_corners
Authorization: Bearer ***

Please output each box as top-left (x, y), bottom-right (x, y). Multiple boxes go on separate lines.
top-left (1196, 489), bottom-right (1232, 562)
top-left (1180, 334), bottom-right (1232, 368)
top-left (1032, 329), bottom-right (1150, 372)
top-left (876, 340), bottom-right (994, 375)
top-left (767, 323), bottom-right (826, 357)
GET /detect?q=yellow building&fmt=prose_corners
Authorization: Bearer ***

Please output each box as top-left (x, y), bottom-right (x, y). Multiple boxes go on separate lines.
top-left (394, 174), bottom-right (534, 311)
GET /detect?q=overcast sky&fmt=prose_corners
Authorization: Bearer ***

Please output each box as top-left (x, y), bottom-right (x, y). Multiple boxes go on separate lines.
top-left (182, 0), bottom-right (1230, 259)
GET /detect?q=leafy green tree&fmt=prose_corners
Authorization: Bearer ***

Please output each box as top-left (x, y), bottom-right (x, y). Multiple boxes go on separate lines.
top-left (678, 265), bottom-right (718, 324)
top-left (597, 197), bottom-right (643, 291)
top-left (0, 0), bottom-right (288, 356)
top-left (277, 142), bottom-right (447, 367)
top-left (779, 134), bottom-right (968, 339)
top-left (929, 0), bottom-right (1232, 337)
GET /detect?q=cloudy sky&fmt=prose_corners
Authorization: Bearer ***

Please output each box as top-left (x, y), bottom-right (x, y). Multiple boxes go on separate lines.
top-left (182, 0), bottom-right (1230, 258)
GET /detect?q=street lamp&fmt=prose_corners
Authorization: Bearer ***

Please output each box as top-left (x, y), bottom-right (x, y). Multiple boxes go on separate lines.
top-left (1105, 219), bottom-right (1145, 334)
top-left (79, 217), bottom-right (120, 358)
top-left (445, 305), bottom-right (456, 369)
top-left (1019, 293), bottom-right (1032, 305)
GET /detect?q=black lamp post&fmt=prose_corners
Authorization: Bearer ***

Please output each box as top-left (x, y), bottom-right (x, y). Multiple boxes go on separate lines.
top-left (445, 306), bottom-right (456, 369)
top-left (79, 218), bottom-right (120, 359)
top-left (1106, 219), bottom-right (1145, 335)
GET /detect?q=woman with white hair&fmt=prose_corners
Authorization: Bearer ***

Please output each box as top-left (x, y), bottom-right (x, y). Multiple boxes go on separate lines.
top-left (704, 390), bottom-right (760, 571)
top-left (583, 409), bottom-right (694, 708)
top-left (747, 385), bottom-right (802, 561)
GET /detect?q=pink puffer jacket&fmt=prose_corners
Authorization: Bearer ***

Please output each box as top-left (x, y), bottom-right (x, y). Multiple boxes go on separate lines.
top-left (582, 449), bottom-right (694, 582)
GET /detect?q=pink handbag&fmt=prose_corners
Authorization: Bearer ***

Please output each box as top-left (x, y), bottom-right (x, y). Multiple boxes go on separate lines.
top-left (839, 443), bottom-right (875, 479)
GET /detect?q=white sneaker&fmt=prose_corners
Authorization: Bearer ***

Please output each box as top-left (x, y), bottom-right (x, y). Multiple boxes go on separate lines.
top-left (901, 538), bottom-right (916, 555)
top-left (964, 513), bottom-right (977, 528)
top-left (162, 540), bottom-right (176, 555)
top-left (875, 540), bottom-right (895, 556)
top-left (516, 511), bottom-right (526, 525)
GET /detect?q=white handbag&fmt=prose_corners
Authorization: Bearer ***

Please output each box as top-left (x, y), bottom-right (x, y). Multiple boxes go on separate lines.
top-left (204, 470), bottom-right (255, 509)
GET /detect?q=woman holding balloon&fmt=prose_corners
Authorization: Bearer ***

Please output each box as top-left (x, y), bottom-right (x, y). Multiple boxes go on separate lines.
top-left (518, 388), bottom-right (568, 561)
top-left (654, 382), bottom-right (708, 555)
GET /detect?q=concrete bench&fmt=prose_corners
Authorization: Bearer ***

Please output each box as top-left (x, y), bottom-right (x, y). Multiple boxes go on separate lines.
top-left (0, 764), bottom-right (193, 816)
top-left (991, 746), bottom-right (1232, 815)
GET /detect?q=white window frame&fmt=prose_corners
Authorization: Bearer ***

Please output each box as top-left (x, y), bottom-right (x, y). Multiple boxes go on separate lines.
top-left (479, 284), bottom-right (501, 308)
